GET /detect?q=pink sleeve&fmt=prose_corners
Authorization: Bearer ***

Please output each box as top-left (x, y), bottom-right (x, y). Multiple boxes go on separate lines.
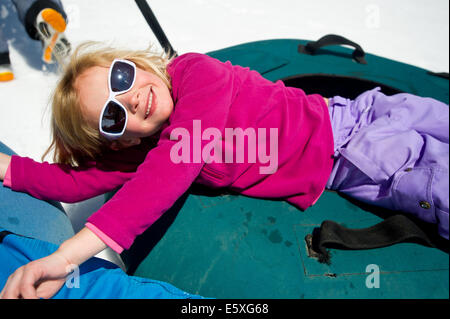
top-left (2, 162), bottom-right (12, 187)
top-left (85, 222), bottom-right (124, 254)
top-left (311, 188), bottom-right (325, 205)
top-left (87, 141), bottom-right (204, 251)
top-left (9, 155), bottom-right (135, 203)
top-left (87, 54), bottom-right (233, 250)
top-left (5, 162), bottom-right (126, 254)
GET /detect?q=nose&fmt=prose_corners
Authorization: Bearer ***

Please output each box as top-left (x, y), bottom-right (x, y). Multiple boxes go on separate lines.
top-left (117, 89), bottom-right (140, 114)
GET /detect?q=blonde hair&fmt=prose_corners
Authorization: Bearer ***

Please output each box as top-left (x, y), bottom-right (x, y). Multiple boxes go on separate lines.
top-left (42, 41), bottom-right (175, 167)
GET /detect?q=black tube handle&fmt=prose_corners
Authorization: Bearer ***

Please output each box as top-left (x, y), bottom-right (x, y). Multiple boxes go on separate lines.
top-left (135, 0), bottom-right (177, 56)
top-left (298, 34), bottom-right (367, 64)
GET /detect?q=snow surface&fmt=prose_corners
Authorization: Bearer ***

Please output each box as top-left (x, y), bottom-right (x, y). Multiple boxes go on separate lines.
top-left (0, 0), bottom-right (448, 267)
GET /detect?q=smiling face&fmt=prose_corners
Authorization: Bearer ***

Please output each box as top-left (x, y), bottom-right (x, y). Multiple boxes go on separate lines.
top-left (75, 64), bottom-right (174, 148)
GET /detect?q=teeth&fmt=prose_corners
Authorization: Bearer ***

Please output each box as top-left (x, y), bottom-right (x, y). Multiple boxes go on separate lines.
top-left (145, 87), bottom-right (153, 118)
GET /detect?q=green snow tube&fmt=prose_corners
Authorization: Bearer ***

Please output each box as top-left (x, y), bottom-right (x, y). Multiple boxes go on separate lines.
top-left (115, 35), bottom-right (448, 298)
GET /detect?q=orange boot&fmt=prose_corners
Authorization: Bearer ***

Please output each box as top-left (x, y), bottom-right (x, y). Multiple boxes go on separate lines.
top-left (35, 8), bottom-right (71, 65)
top-left (0, 65), bottom-right (14, 82)
top-left (0, 52), bottom-right (13, 82)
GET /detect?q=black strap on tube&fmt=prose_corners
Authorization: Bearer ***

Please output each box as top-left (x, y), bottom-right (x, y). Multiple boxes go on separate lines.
top-left (305, 214), bottom-right (438, 265)
top-left (298, 34), bottom-right (367, 64)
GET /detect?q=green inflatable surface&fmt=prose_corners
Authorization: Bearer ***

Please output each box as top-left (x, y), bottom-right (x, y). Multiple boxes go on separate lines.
top-left (117, 38), bottom-right (449, 299)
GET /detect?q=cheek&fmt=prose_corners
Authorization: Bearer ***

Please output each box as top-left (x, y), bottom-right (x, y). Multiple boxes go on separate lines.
top-left (165, 99), bottom-right (174, 115)
top-left (75, 74), bottom-right (109, 129)
top-left (158, 92), bottom-right (174, 119)
top-left (78, 100), bottom-right (97, 131)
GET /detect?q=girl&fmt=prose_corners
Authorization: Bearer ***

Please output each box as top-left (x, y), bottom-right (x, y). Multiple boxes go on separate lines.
top-left (0, 41), bottom-right (448, 299)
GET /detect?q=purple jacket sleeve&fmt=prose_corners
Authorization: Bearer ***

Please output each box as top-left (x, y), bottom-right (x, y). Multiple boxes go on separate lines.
top-left (9, 155), bottom-right (136, 203)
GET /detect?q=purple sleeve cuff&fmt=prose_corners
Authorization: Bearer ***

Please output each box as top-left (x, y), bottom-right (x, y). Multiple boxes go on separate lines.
top-left (85, 222), bottom-right (124, 254)
top-left (3, 162), bottom-right (12, 188)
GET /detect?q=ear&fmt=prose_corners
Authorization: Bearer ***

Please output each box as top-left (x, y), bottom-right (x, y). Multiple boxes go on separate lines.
top-left (109, 137), bottom-right (141, 151)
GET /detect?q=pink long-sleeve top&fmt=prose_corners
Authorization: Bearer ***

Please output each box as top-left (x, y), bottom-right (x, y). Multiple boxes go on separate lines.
top-left (4, 53), bottom-right (334, 252)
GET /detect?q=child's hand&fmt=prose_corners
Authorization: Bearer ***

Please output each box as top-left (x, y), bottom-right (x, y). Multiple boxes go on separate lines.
top-left (0, 228), bottom-right (107, 299)
top-left (0, 252), bottom-right (72, 299)
top-left (0, 152), bottom-right (11, 181)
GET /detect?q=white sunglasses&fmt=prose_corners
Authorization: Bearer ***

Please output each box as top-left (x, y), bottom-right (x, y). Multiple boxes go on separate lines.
top-left (98, 59), bottom-right (137, 140)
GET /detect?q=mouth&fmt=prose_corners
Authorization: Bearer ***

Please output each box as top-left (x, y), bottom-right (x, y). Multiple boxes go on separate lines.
top-left (144, 86), bottom-right (155, 119)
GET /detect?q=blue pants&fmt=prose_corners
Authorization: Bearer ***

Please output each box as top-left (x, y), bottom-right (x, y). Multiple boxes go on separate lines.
top-left (0, 141), bottom-right (204, 299)
top-left (0, 141), bottom-right (74, 244)
top-left (0, 230), bottom-right (203, 299)
top-left (0, 0), bottom-right (66, 54)
top-left (326, 88), bottom-right (449, 239)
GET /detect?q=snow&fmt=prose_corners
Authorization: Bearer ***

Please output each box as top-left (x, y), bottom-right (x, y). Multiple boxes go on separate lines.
top-left (0, 0), bottom-right (448, 267)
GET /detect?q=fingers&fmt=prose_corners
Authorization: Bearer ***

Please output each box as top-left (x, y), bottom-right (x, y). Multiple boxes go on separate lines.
top-left (19, 265), bottom-right (41, 299)
top-left (0, 263), bottom-right (41, 299)
top-left (0, 267), bottom-right (23, 299)
top-left (35, 278), bottom-right (66, 299)
top-left (0, 254), bottom-right (73, 299)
